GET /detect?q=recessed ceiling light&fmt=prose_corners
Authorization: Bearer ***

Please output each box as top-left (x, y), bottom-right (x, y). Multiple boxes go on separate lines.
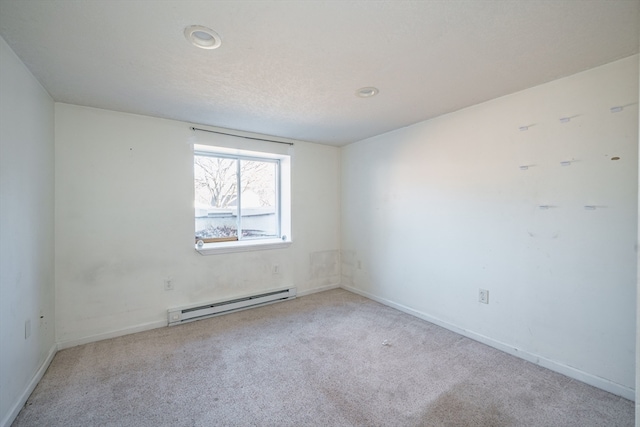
top-left (356, 87), bottom-right (379, 98)
top-left (184, 25), bottom-right (222, 50)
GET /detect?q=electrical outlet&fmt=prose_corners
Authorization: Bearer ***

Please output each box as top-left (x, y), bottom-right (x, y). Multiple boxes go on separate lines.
top-left (479, 289), bottom-right (489, 304)
top-left (164, 278), bottom-right (174, 291)
top-left (25, 319), bottom-right (31, 339)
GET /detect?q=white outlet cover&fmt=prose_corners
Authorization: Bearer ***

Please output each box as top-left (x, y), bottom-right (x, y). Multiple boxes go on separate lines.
top-left (479, 289), bottom-right (489, 304)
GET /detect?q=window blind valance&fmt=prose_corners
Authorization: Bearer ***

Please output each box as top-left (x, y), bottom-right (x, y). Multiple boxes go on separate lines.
top-left (189, 125), bottom-right (294, 157)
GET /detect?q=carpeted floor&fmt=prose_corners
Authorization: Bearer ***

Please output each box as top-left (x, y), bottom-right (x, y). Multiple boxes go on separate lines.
top-left (13, 289), bottom-right (634, 426)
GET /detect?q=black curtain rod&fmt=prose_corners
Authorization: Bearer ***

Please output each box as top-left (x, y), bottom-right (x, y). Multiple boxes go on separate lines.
top-left (190, 126), bottom-right (294, 146)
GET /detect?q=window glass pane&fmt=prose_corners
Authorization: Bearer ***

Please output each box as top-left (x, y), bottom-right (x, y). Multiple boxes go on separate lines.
top-left (240, 159), bottom-right (278, 238)
top-left (194, 155), bottom-right (239, 240)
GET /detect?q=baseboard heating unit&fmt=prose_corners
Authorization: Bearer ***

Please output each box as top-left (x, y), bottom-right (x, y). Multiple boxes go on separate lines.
top-left (167, 287), bottom-right (296, 326)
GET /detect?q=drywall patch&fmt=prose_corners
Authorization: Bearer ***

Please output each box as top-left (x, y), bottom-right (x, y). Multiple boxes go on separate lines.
top-left (340, 250), bottom-right (356, 286)
top-left (309, 250), bottom-right (340, 287)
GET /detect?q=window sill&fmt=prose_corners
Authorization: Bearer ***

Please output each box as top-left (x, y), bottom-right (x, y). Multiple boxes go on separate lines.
top-left (195, 238), bottom-right (292, 255)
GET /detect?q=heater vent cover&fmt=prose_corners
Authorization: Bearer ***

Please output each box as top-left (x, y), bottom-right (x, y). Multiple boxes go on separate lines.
top-left (168, 287), bottom-right (296, 326)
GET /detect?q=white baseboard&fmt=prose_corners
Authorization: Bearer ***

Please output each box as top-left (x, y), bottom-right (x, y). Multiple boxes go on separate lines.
top-left (297, 283), bottom-right (340, 297)
top-left (12, 283), bottom-right (629, 427)
top-left (57, 320), bottom-right (167, 350)
top-left (2, 343), bottom-right (57, 427)
top-left (57, 284), bottom-right (340, 349)
top-left (341, 285), bottom-right (635, 401)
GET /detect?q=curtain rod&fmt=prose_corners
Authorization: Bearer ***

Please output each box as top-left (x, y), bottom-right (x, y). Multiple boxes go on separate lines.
top-left (190, 126), bottom-right (294, 146)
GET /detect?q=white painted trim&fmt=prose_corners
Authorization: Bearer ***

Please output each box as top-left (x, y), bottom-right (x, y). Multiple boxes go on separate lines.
top-left (57, 284), bottom-right (337, 349)
top-left (195, 239), bottom-right (292, 255)
top-left (2, 343), bottom-right (57, 427)
top-left (341, 285), bottom-right (635, 401)
top-left (57, 284), bottom-right (338, 349)
top-left (57, 320), bottom-right (167, 350)
top-left (297, 283), bottom-right (341, 297)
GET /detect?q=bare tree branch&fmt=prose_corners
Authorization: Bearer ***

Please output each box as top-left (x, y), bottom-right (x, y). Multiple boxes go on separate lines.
top-left (194, 156), bottom-right (276, 209)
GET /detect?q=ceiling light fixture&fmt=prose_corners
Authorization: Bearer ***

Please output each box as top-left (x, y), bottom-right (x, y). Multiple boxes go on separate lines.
top-left (184, 25), bottom-right (222, 50)
top-left (356, 87), bottom-right (379, 98)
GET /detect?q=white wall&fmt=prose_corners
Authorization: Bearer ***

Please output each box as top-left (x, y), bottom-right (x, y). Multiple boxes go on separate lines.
top-left (0, 37), bottom-right (56, 426)
top-left (54, 104), bottom-right (340, 346)
top-left (342, 55), bottom-right (639, 399)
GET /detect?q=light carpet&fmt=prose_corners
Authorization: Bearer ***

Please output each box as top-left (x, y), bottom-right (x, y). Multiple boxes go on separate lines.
top-left (13, 289), bottom-right (633, 426)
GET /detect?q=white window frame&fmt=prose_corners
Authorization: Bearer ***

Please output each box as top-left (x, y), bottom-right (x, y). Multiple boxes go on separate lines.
top-left (194, 144), bottom-right (291, 255)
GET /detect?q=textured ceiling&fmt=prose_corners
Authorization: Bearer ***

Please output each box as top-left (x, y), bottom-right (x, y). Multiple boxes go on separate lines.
top-left (0, 1), bottom-right (638, 146)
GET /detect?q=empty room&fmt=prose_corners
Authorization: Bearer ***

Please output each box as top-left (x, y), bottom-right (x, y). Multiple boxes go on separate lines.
top-left (1, 1), bottom-right (639, 426)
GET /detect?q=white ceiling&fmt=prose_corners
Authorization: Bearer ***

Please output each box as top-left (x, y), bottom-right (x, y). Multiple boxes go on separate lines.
top-left (0, 1), bottom-right (638, 146)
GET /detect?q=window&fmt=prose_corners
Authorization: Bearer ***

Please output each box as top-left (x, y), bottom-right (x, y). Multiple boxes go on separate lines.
top-left (194, 144), bottom-right (291, 254)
